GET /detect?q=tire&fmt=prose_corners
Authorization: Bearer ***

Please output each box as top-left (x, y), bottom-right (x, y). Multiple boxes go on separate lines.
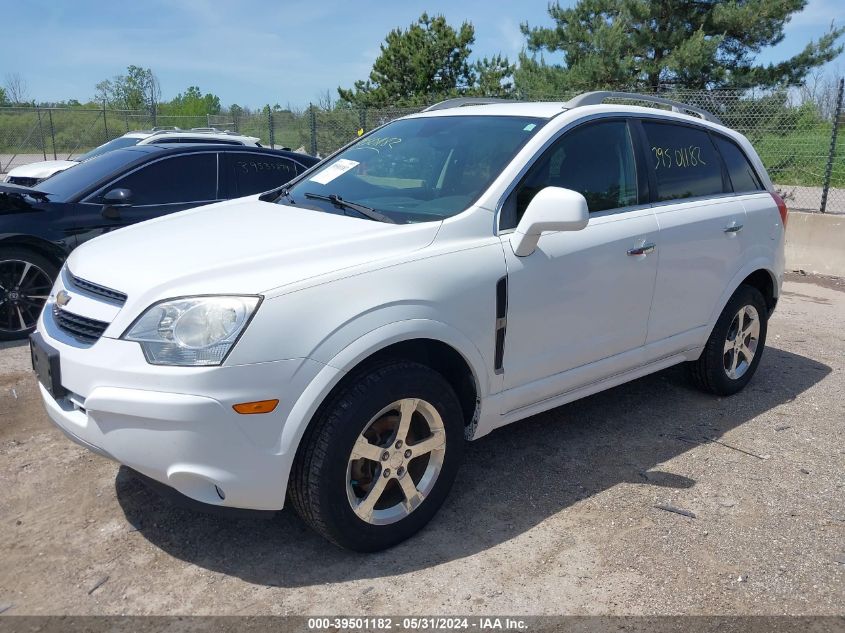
top-left (289, 359), bottom-right (465, 552)
top-left (687, 284), bottom-right (768, 396)
top-left (0, 248), bottom-right (58, 341)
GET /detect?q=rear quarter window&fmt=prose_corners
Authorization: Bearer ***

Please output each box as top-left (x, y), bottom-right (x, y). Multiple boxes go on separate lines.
top-left (713, 135), bottom-right (763, 193)
top-left (641, 121), bottom-right (724, 202)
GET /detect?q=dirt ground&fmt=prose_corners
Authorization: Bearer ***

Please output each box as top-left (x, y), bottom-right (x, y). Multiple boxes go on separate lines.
top-left (0, 273), bottom-right (843, 616)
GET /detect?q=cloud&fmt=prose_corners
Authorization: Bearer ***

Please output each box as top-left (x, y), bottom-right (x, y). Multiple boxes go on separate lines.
top-left (785, 0), bottom-right (842, 29)
top-left (497, 17), bottom-right (525, 58)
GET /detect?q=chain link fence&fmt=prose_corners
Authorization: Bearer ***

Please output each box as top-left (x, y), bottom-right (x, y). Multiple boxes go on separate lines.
top-left (2, 83), bottom-right (843, 213)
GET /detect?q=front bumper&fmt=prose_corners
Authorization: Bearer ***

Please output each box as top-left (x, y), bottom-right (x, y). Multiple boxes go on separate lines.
top-left (37, 309), bottom-right (325, 511)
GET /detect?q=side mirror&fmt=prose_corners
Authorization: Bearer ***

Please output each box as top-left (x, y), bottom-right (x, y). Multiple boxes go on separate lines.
top-left (101, 188), bottom-right (132, 219)
top-left (510, 187), bottom-right (589, 257)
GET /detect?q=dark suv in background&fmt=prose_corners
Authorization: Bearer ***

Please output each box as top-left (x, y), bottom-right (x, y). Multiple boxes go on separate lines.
top-left (0, 144), bottom-right (319, 339)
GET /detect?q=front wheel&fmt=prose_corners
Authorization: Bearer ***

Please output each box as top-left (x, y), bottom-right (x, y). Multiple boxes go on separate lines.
top-left (288, 360), bottom-right (465, 551)
top-left (0, 248), bottom-right (58, 341)
top-left (687, 284), bottom-right (768, 396)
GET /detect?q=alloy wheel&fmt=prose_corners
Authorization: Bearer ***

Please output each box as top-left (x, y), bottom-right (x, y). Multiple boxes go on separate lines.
top-left (723, 304), bottom-right (760, 380)
top-left (0, 259), bottom-right (53, 334)
top-left (346, 398), bottom-right (447, 525)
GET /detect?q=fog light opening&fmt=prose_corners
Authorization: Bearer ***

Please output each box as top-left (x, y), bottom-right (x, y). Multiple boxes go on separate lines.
top-left (214, 485), bottom-right (226, 500)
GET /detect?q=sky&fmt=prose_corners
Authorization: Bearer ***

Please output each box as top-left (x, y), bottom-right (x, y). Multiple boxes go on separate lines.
top-left (1, 0), bottom-right (842, 109)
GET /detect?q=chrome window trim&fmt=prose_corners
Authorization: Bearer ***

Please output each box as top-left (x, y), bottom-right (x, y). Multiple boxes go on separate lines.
top-left (650, 191), bottom-right (742, 210)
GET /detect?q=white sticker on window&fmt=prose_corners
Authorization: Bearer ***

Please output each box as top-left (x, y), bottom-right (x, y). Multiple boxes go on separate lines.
top-left (523, 123), bottom-right (536, 131)
top-left (309, 159), bottom-right (359, 185)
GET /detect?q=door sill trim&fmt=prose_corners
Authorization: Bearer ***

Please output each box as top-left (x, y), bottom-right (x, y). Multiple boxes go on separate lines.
top-left (502, 347), bottom-right (698, 417)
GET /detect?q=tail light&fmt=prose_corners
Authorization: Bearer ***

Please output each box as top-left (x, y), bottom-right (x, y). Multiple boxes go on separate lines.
top-left (771, 192), bottom-right (788, 227)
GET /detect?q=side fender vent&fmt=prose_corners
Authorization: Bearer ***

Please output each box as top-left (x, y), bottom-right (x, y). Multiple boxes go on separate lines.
top-left (494, 276), bottom-right (508, 373)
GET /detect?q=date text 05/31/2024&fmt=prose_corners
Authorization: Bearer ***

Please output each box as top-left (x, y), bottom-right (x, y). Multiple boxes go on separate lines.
top-left (307, 617), bottom-right (528, 630)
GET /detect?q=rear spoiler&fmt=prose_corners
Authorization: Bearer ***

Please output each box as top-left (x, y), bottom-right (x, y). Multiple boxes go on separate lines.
top-left (0, 183), bottom-right (51, 201)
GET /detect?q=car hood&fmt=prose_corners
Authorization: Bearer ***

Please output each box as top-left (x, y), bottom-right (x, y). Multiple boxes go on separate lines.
top-left (66, 196), bottom-right (441, 305)
top-left (7, 159), bottom-right (78, 180)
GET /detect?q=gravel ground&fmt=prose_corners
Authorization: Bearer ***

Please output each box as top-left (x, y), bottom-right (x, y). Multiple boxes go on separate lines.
top-left (0, 273), bottom-right (843, 616)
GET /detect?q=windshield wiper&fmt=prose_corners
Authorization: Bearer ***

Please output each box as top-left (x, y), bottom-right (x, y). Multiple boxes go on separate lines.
top-left (304, 193), bottom-right (396, 224)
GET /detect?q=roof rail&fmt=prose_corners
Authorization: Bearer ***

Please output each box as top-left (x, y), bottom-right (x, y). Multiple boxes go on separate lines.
top-left (563, 91), bottom-right (722, 124)
top-left (146, 129), bottom-right (186, 137)
top-left (422, 97), bottom-right (514, 112)
top-left (150, 126), bottom-right (180, 131)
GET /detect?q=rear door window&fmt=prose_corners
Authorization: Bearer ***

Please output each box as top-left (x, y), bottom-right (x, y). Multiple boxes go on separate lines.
top-left (96, 152), bottom-right (218, 205)
top-left (713, 135), bottom-right (763, 193)
top-left (641, 121), bottom-right (724, 202)
top-left (223, 153), bottom-right (300, 197)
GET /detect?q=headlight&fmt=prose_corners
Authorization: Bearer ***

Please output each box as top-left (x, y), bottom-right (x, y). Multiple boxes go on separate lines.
top-left (123, 296), bottom-right (261, 366)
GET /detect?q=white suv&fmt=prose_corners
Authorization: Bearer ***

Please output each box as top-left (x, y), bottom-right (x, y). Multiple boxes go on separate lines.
top-left (32, 92), bottom-right (786, 551)
top-left (4, 128), bottom-right (261, 186)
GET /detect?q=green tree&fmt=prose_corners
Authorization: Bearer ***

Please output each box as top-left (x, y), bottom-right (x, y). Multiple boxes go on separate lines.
top-left (338, 12), bottom-right (513, 107)
top-left (517, 0), bottom-right (845, 94)
top-left (471, 55), bottom-right (517, 97)
top-left (96, 65), bottom-right (160, 111)
top-left (228, 103), bottom-right (244, 130)
top-left (166, 86), bottom-right (221, 116)
top-left (0, 87), bottom-right (7, 106)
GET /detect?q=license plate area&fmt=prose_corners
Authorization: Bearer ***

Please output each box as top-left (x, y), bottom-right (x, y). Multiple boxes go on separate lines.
top-left (30, 332), bottom-right (67, 399)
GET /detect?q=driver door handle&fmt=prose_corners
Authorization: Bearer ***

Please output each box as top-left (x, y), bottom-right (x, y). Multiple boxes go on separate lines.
top-left (627, 242), bottom-right (656, 256)
top-left (724, 222), bottom-right (744, 233)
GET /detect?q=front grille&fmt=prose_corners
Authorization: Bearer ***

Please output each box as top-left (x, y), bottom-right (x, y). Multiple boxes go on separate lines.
top-left (68, 273), bottom-right (127, 305)
top-left (53, 306), bottom-right (109, 343)
top-left (7, 176), bottom-right (40, 187)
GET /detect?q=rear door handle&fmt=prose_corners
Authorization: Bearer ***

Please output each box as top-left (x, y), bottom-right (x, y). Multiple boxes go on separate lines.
top-left (724, 222), bottom-right (744, 233)
top-left (627, 242), bottom-right (656, 256)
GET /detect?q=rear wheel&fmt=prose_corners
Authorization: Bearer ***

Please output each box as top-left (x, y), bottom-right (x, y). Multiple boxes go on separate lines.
top-left (0, 248), bottom-right (58, 341)
top-left (289, 360), bottom-right (464, 551)
top-left (687, 284), bottom-right (768, 396)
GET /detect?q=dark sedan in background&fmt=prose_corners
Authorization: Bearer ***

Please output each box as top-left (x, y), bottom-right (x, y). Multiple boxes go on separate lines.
top-left (0, 144), bottom-right (319, 339)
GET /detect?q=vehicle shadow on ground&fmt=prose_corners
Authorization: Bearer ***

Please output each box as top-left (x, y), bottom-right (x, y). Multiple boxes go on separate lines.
top-left (115, 346), bottom-right (830, 587)
top-left (0, 339), bottom-right (28, 351)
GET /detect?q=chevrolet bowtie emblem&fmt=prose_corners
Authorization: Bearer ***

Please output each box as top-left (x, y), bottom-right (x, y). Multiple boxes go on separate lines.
top-left (56, 290), bottom-right (71, 307)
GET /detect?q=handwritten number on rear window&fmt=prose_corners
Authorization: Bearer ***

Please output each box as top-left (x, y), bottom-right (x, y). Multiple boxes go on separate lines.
top-left (237, 161), bottom-right (294, 174)
top-left (651, 146), bottom-right (706, 170)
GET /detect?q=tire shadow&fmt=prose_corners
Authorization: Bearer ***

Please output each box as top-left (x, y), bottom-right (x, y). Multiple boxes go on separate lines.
top-left (114, 346), bottom-right (831, 587)
top-left (0, 339), bottom-right (28, 350)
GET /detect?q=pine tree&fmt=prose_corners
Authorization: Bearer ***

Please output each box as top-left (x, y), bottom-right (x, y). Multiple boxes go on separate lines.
top-left (516, 0), bottom-right (844, 95)
top-left (338, 13), bottom-right (514, 107)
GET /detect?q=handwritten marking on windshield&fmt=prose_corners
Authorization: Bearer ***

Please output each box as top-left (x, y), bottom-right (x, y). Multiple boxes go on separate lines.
top-left (354, 136), bottom-right (403, 154)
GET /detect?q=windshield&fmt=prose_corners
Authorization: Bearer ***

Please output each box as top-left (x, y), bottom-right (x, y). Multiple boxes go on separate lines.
top-left (76, 136), bottom-right (142, 161)
top-left (33, 149), bottom-right (144, 201)
top-left (282, 115), bottom-right (544, 223)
